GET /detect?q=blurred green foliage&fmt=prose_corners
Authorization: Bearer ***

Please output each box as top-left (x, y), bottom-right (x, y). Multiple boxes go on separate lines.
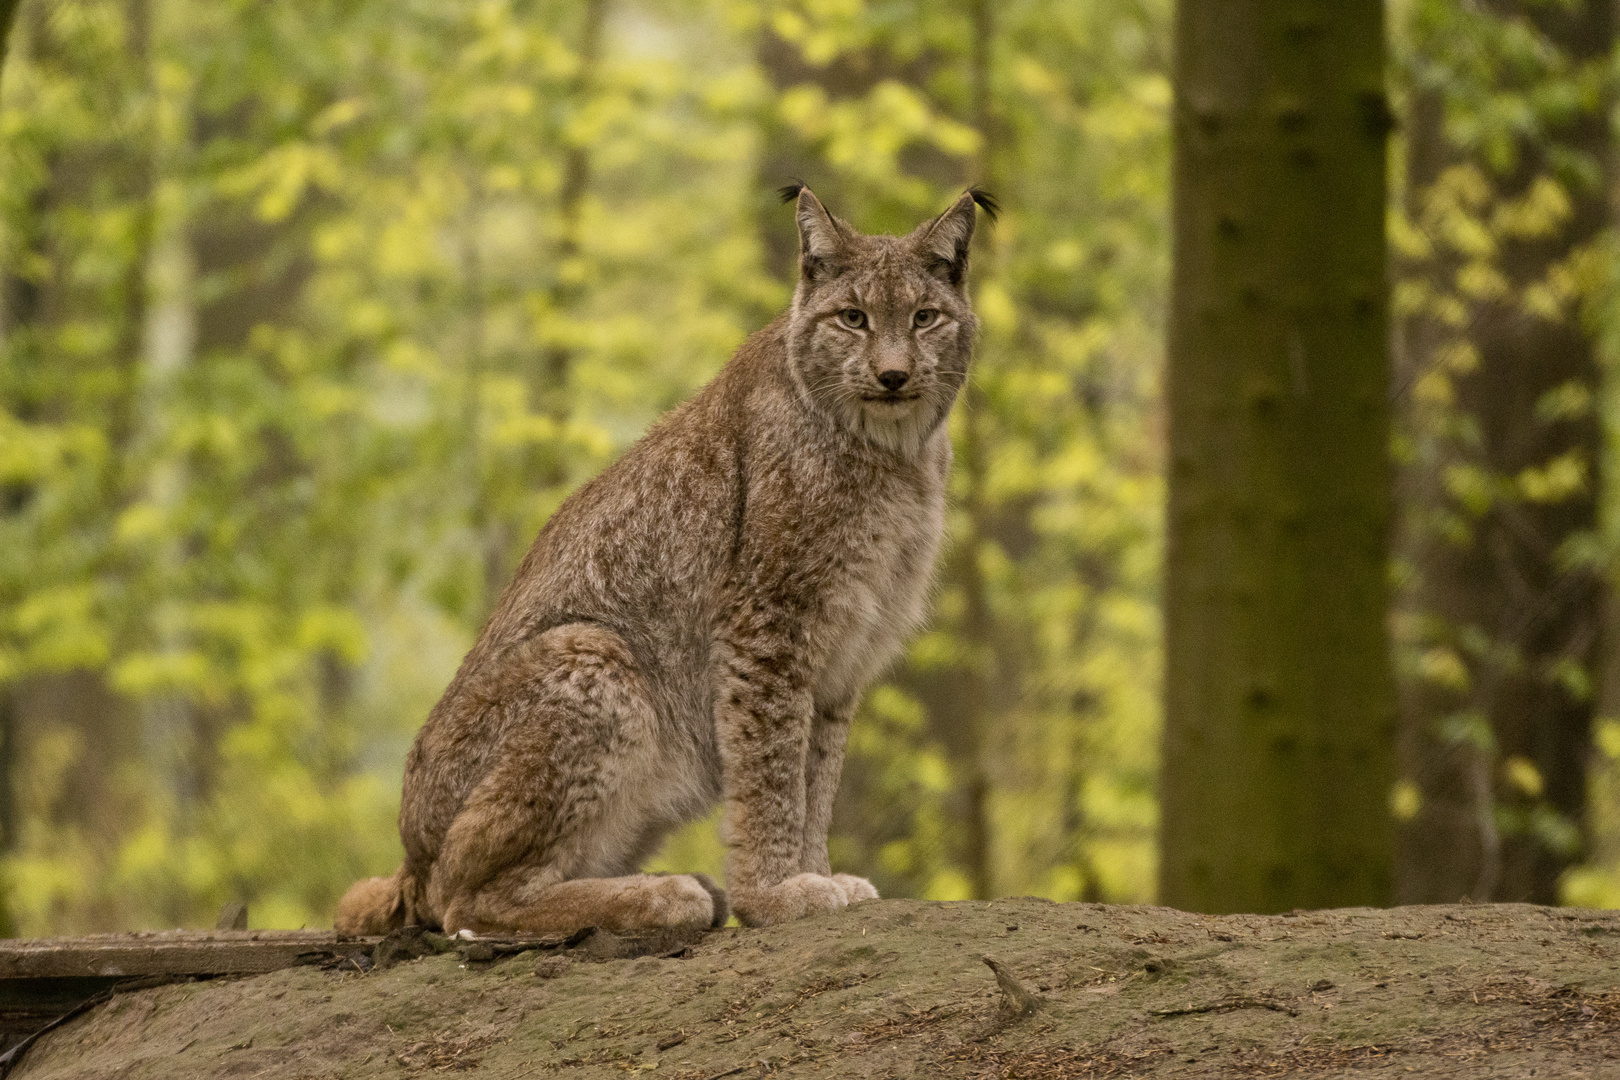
top-left (11, 0), bottom-right (1619, 935)
top-left (0, 0), bottom-right (1166, 933)
top-left (1389, 0), bottom-right (1617, 904)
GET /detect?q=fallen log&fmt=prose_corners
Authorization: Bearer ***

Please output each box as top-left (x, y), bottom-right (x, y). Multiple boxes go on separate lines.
top-left (0, 929), bottom-right (381, 1067)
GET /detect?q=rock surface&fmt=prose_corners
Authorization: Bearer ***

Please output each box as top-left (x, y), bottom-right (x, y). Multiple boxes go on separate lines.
top-left (14, 898), bottom-right (1620, 1078)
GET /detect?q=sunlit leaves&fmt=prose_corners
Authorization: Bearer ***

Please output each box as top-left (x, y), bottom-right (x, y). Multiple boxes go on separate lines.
top-left (1, 0), bottom-right (1171, 930)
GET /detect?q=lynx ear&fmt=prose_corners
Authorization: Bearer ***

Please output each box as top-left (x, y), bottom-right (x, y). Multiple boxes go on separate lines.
top-left (782, 183), bottom-right (848, 282)
top-left (915, 189), bottom-right (997, 286)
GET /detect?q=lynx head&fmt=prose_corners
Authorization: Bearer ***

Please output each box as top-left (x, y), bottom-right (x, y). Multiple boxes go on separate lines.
top-left (782, 185), bottom-right (995, 456)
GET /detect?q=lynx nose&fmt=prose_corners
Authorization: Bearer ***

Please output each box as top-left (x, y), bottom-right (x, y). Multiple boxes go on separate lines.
top-left (877, 369), bottom-right (909, 392)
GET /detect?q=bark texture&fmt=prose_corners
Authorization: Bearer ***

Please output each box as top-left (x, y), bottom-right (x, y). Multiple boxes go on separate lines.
top-left (1161, 1), bottom-right (1395, 913)
top-left (1394, 0), bottom-right (1613, 905)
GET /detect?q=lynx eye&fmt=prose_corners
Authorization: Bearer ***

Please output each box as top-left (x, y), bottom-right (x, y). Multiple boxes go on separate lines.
top-left (837, 308), bottom-right (867, 330)
top-left (912, 308), bottom-right (939, 328)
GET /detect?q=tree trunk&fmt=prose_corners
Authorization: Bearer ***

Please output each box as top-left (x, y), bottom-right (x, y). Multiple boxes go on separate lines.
top-left (0, 689), bottom-right (15, 938)
top-left (0, 0), bottom-right (19, 84)
top-left (1394, 0), bottom-right (1612, 905)
top-left (1160, 0), bottom-right (1395, 913)
top-left (466, 0), bottom-right (606, 620)
top-left (534, 0), bottom-right (604, 429)
top-left (0, 0), bottom-right (155, 934)
top-left (951, 0), bottom-right (1003, 902)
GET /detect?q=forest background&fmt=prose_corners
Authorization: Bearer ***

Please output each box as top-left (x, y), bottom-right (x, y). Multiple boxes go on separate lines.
top-left (0, 0), bottom-right (1615, 936)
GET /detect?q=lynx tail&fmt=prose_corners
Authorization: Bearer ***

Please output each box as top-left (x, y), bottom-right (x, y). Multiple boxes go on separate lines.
top-left (335, 866), bottom-right (411, 935)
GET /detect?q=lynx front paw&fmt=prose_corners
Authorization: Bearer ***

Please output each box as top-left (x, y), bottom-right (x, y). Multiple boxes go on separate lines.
top-left (732, 872), bottom-right (849, 927)
top-left (645, 874), bottom-right (722, 930)
top-left (832, 873), bottom-right (879, 904)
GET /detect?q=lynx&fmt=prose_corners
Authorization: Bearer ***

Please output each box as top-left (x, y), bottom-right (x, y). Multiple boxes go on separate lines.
top-left (335, 185), bottom-right (994, 935)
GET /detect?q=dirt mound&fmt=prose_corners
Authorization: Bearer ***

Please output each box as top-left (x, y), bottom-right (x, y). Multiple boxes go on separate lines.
top-left (13, 898), bottom-right (1620, 1078)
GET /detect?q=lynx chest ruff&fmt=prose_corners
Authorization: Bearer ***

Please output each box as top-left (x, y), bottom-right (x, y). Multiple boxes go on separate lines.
top-left (805, 456), bottom-right (947, 711)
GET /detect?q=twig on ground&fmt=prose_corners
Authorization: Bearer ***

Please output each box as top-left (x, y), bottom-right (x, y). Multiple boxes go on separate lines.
top-left (1151, 995), bottom-right (1299, 1019)
top-left (982, 956), bottom-right (1043, 1017)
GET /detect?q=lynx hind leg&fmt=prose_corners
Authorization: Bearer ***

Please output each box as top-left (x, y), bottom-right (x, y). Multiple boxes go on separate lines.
top-left (450, 867), bottom-right (719, 937)
top-left (335, 870), bottom-right (406, 935)
top-left (429, 623), bottom-right (723, 936)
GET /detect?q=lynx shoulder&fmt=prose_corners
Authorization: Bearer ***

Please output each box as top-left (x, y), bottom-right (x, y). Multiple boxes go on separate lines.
top-left (335, 186), bottom-right (992, 936)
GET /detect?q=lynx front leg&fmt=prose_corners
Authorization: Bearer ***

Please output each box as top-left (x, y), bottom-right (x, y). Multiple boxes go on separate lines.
top-left (717, 639), bottom-right (853, 927)
top-left (800, 703), bottom-right (849, 876)
top-left (802, 702), bottom-right (878, 905)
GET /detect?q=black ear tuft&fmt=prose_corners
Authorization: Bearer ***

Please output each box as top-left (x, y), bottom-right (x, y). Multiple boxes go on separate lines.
top-left (791, 185), bottom-right (848, 278)
top-left (778, 180), bottom-right (807, 205)
top-left (914, 190), bottom-right (984, 286)
top-left (968, 188), bottom-right (1000, 222)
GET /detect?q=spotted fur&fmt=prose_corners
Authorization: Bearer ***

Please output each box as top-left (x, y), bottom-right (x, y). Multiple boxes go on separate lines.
top-left (335, 187), bottom-right (987, 935)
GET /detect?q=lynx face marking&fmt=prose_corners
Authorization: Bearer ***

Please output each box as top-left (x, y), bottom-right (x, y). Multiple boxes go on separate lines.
top-left (785, 188), bottom-right (985, 457)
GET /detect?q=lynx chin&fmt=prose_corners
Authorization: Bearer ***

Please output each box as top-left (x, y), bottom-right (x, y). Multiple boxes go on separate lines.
top-left (336, 185), bottom-right (995, 935)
